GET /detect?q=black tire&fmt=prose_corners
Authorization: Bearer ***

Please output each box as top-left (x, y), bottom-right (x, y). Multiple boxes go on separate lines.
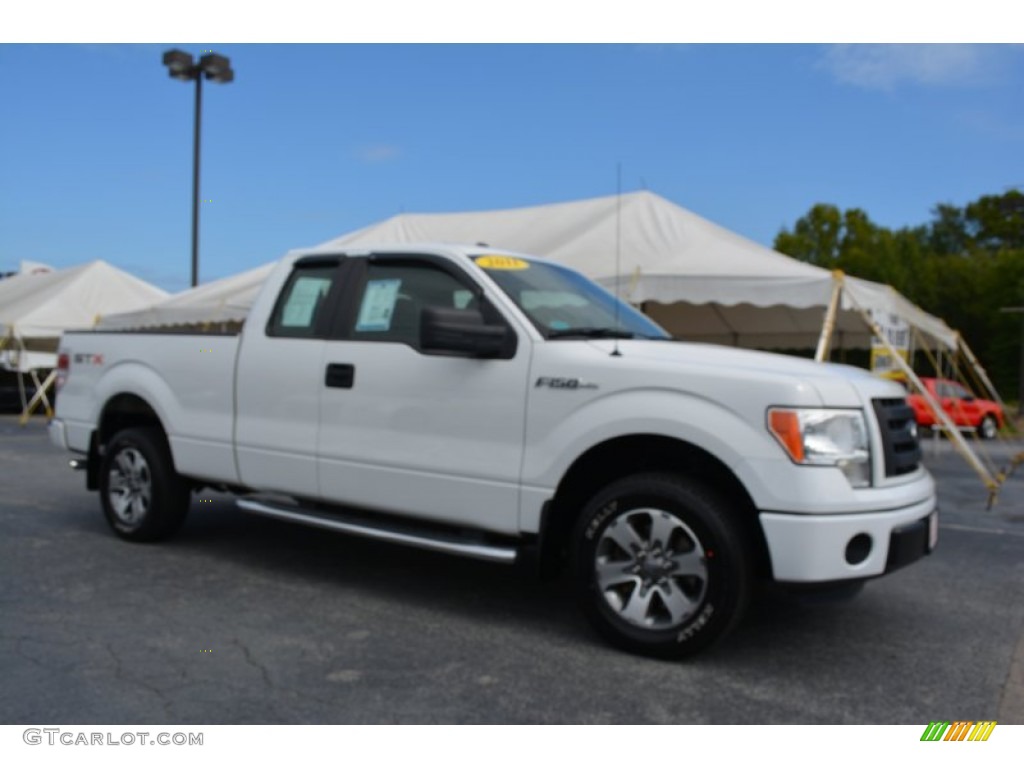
top-left (572, 472), bottom-right (753, 659)
top-left (979, 415), bottom-right (998, 440)
top-left (99, 427), bottom-right (190, 542)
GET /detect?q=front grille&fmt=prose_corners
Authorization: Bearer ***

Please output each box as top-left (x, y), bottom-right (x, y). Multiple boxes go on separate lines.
top-left (872, 398), bottom-right (922, 477)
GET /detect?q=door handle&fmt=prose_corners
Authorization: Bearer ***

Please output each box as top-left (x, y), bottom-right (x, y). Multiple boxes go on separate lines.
top-left (325, 363), bottom-right (355, 389)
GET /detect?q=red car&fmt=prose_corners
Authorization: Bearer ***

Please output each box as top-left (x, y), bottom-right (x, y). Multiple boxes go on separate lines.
top-left (905, 377), bottom-right (1004, 439)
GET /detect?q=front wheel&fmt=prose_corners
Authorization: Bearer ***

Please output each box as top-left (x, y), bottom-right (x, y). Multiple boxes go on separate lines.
top-left (99, 427), bottom-right (191, 542)
top-left (572, 473), bottom-right (753, 659)
top-left (979, 415), bottom-right (998, 440)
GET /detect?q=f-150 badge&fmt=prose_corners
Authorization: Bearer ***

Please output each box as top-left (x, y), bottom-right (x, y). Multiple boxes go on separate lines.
top-left (535, 377), bottom-right (599, 390)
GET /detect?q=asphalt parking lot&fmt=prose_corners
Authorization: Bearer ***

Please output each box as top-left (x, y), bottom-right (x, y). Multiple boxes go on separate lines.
top-left (1, 415), bottom-right (1022, 724)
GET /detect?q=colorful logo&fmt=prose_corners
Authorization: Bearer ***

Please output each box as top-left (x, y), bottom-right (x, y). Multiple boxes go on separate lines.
top-left (920, 721), bottom-right (996, 742)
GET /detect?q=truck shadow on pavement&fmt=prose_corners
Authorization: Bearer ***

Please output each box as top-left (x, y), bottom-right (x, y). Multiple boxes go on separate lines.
top-left (137, 495), bottom-right (910, 664)
top-left (30, 486), bottom-right (1018, 725)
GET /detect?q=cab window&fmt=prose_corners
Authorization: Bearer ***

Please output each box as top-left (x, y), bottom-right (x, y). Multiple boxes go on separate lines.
top-left (349, 262), bottom-right (481, 349)
top-left (267, 264), bottom-right (339, 338)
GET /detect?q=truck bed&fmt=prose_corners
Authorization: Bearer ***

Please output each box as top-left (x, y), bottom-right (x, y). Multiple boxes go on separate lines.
top-left (57, 330), bottom-right (242, 485)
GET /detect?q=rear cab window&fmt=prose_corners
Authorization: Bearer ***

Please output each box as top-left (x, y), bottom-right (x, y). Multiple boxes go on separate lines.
top-left (267, 261), bottom-right (343, 338)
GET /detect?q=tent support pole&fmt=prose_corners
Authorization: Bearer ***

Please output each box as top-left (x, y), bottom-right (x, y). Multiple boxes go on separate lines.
top-left (625, 266), bottom-right (642, 304)
top-left (814, 270), bottom-right (844, 363)
top-left (957, 334), bottom-right (1012, 421)
top-left (14, 335), bottom-right (28, 415)
top-left (913, 326), bottom-right (945, 381)
top-left (19, 369), bottom-right (56, 426)
top-left (0, 334), bottom-right (13, 408)
top-left (848, 294), bottom-right (1001, 503)
top-left (708, 304), bottom-right (738, 347)
top-left (1, 332), bottom-right (55, 425)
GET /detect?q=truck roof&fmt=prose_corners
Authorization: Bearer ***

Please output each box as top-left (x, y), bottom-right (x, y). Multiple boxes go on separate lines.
top-left (291, 242), bottom-right (557, 267)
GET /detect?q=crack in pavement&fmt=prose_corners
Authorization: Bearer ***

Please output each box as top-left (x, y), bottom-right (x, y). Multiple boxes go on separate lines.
top-left (231, 637), bottom-right (274, 689)
top-left (229, 637), bottom-right (289, 721)
top-left (104, 642), bottom-right (175, 719)
top-left (11, 636), bottom-right (77, 675)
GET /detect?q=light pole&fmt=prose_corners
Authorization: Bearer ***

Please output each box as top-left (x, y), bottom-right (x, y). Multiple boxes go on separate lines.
top-left (162, 49), bottom-right (234, 287)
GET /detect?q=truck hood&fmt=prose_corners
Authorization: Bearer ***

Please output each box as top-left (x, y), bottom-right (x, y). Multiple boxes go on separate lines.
top-left (582, 339), bottom-right (905, 407)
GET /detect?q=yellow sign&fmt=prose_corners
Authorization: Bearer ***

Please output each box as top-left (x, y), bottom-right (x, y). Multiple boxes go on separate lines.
top-left (870, 347), bottom-right (910, 379)
top-left (475, 255), bottom-right (529, 271)
top-left (869, 308), bottom-right (911, 377)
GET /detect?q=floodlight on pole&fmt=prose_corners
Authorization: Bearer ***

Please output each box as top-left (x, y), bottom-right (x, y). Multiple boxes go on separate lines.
top-left (199, 53), bottom-right (234, 83)
top-left (162, 49), bottom-right (195, 81)
top-left (162, 49), bottom-right (234, 287)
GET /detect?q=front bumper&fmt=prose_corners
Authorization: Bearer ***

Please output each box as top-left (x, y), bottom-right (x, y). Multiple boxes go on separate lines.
top-left (760, 494), bottom-right (937, 582)
top-left (885, 512), bottom-right (938, 574)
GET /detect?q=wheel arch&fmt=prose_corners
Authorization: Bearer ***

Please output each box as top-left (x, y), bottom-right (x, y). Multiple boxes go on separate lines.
top-left (98, 393), bottom-right (167, 446)
top-left (979, 410), bottom-right (1001, 438)
top-left (89, 394), bottom-right (173, 489)
top-left (538, 434), bottom-right (769, 580)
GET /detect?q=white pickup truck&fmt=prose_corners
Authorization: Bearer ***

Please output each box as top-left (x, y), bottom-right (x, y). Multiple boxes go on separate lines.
top-left (49, 244), bottom-right (937, 658)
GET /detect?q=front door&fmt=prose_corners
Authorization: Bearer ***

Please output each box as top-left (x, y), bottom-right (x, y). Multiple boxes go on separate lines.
top-left (316, 255), bottom-right (531, 535)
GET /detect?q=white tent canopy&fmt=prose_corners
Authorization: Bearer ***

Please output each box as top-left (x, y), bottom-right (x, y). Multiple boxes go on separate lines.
top-left (319, 191), bottom-right (957, 350)
top-left (1, 260), bottom-right (168, 420)
top-left (19, 260), bottom-right (54, 275)
top-left (95, 192), bottom-right (957, 353)
top-left (96, 262), bottom-right (275, 330)
top-left (0, 260), bottom-right (168, 355)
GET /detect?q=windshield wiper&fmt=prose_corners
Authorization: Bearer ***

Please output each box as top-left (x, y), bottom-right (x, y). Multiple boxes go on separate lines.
top-left (546, 327), bottom-right (638, 340)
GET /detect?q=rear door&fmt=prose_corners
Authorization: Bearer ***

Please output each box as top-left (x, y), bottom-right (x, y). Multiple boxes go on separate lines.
top-left (316, 253), bottom-right (531, 535)
top-left (234, 255), bottom-right (348, 497)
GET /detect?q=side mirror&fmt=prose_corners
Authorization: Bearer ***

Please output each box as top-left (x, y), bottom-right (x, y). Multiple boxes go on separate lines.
top-left (421, 306), bottom-right (510, 358)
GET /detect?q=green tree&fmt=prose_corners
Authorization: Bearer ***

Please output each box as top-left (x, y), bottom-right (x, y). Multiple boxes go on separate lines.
top-left (965, 190), bottom-right (1024, 251)
top-left (928, 203), bottom-right (969, 256)
top-left (775, 192), bottom-right (1024, 401)
top-left (773, 204), bottom-right (842, 265)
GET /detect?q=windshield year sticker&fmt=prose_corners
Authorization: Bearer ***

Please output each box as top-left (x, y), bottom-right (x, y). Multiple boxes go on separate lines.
top-left (475, 255), bottom-right (529, 271)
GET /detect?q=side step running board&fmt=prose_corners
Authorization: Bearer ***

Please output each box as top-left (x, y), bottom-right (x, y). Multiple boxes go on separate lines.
top-left (235, 499), bottom-right (519, 565)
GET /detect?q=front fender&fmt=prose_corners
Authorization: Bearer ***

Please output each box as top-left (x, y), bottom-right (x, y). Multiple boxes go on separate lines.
top-left (522, 387), bottom-right (779, 504)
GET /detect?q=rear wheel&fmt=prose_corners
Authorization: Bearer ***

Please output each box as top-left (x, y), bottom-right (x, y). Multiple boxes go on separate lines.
top-left (979, 415), bottom-right (998, 440)
top-left (572, 473), bottom-right (753, 659)
top-left (99, 427), bottom-right (190, 541)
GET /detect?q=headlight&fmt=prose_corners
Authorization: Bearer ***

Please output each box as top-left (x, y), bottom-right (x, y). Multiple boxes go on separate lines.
top-left (768, 408), bottom-right (871, 488)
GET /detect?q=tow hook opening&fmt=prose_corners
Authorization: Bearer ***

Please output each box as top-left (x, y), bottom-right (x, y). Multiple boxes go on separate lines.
top-left (845, 533), bottom-right (873, 565)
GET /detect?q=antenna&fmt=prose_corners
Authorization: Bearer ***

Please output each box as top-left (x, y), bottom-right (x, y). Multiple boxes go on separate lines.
top-left (611, 163), bottom-right (623, 357)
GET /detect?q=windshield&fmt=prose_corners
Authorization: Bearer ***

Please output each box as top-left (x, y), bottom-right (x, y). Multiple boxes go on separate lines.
top-left (472, 255), bottom-right (670, 340)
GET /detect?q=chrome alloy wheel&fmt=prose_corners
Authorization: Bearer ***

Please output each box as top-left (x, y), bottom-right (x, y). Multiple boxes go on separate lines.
top-left (107, 447), bottom-right (153, 526)
top-left (594, 508), bottom-right (708, 629)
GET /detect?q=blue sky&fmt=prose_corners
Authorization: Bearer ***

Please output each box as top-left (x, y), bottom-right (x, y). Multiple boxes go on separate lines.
top-left (2, 38), bottom-right (1023, 292)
